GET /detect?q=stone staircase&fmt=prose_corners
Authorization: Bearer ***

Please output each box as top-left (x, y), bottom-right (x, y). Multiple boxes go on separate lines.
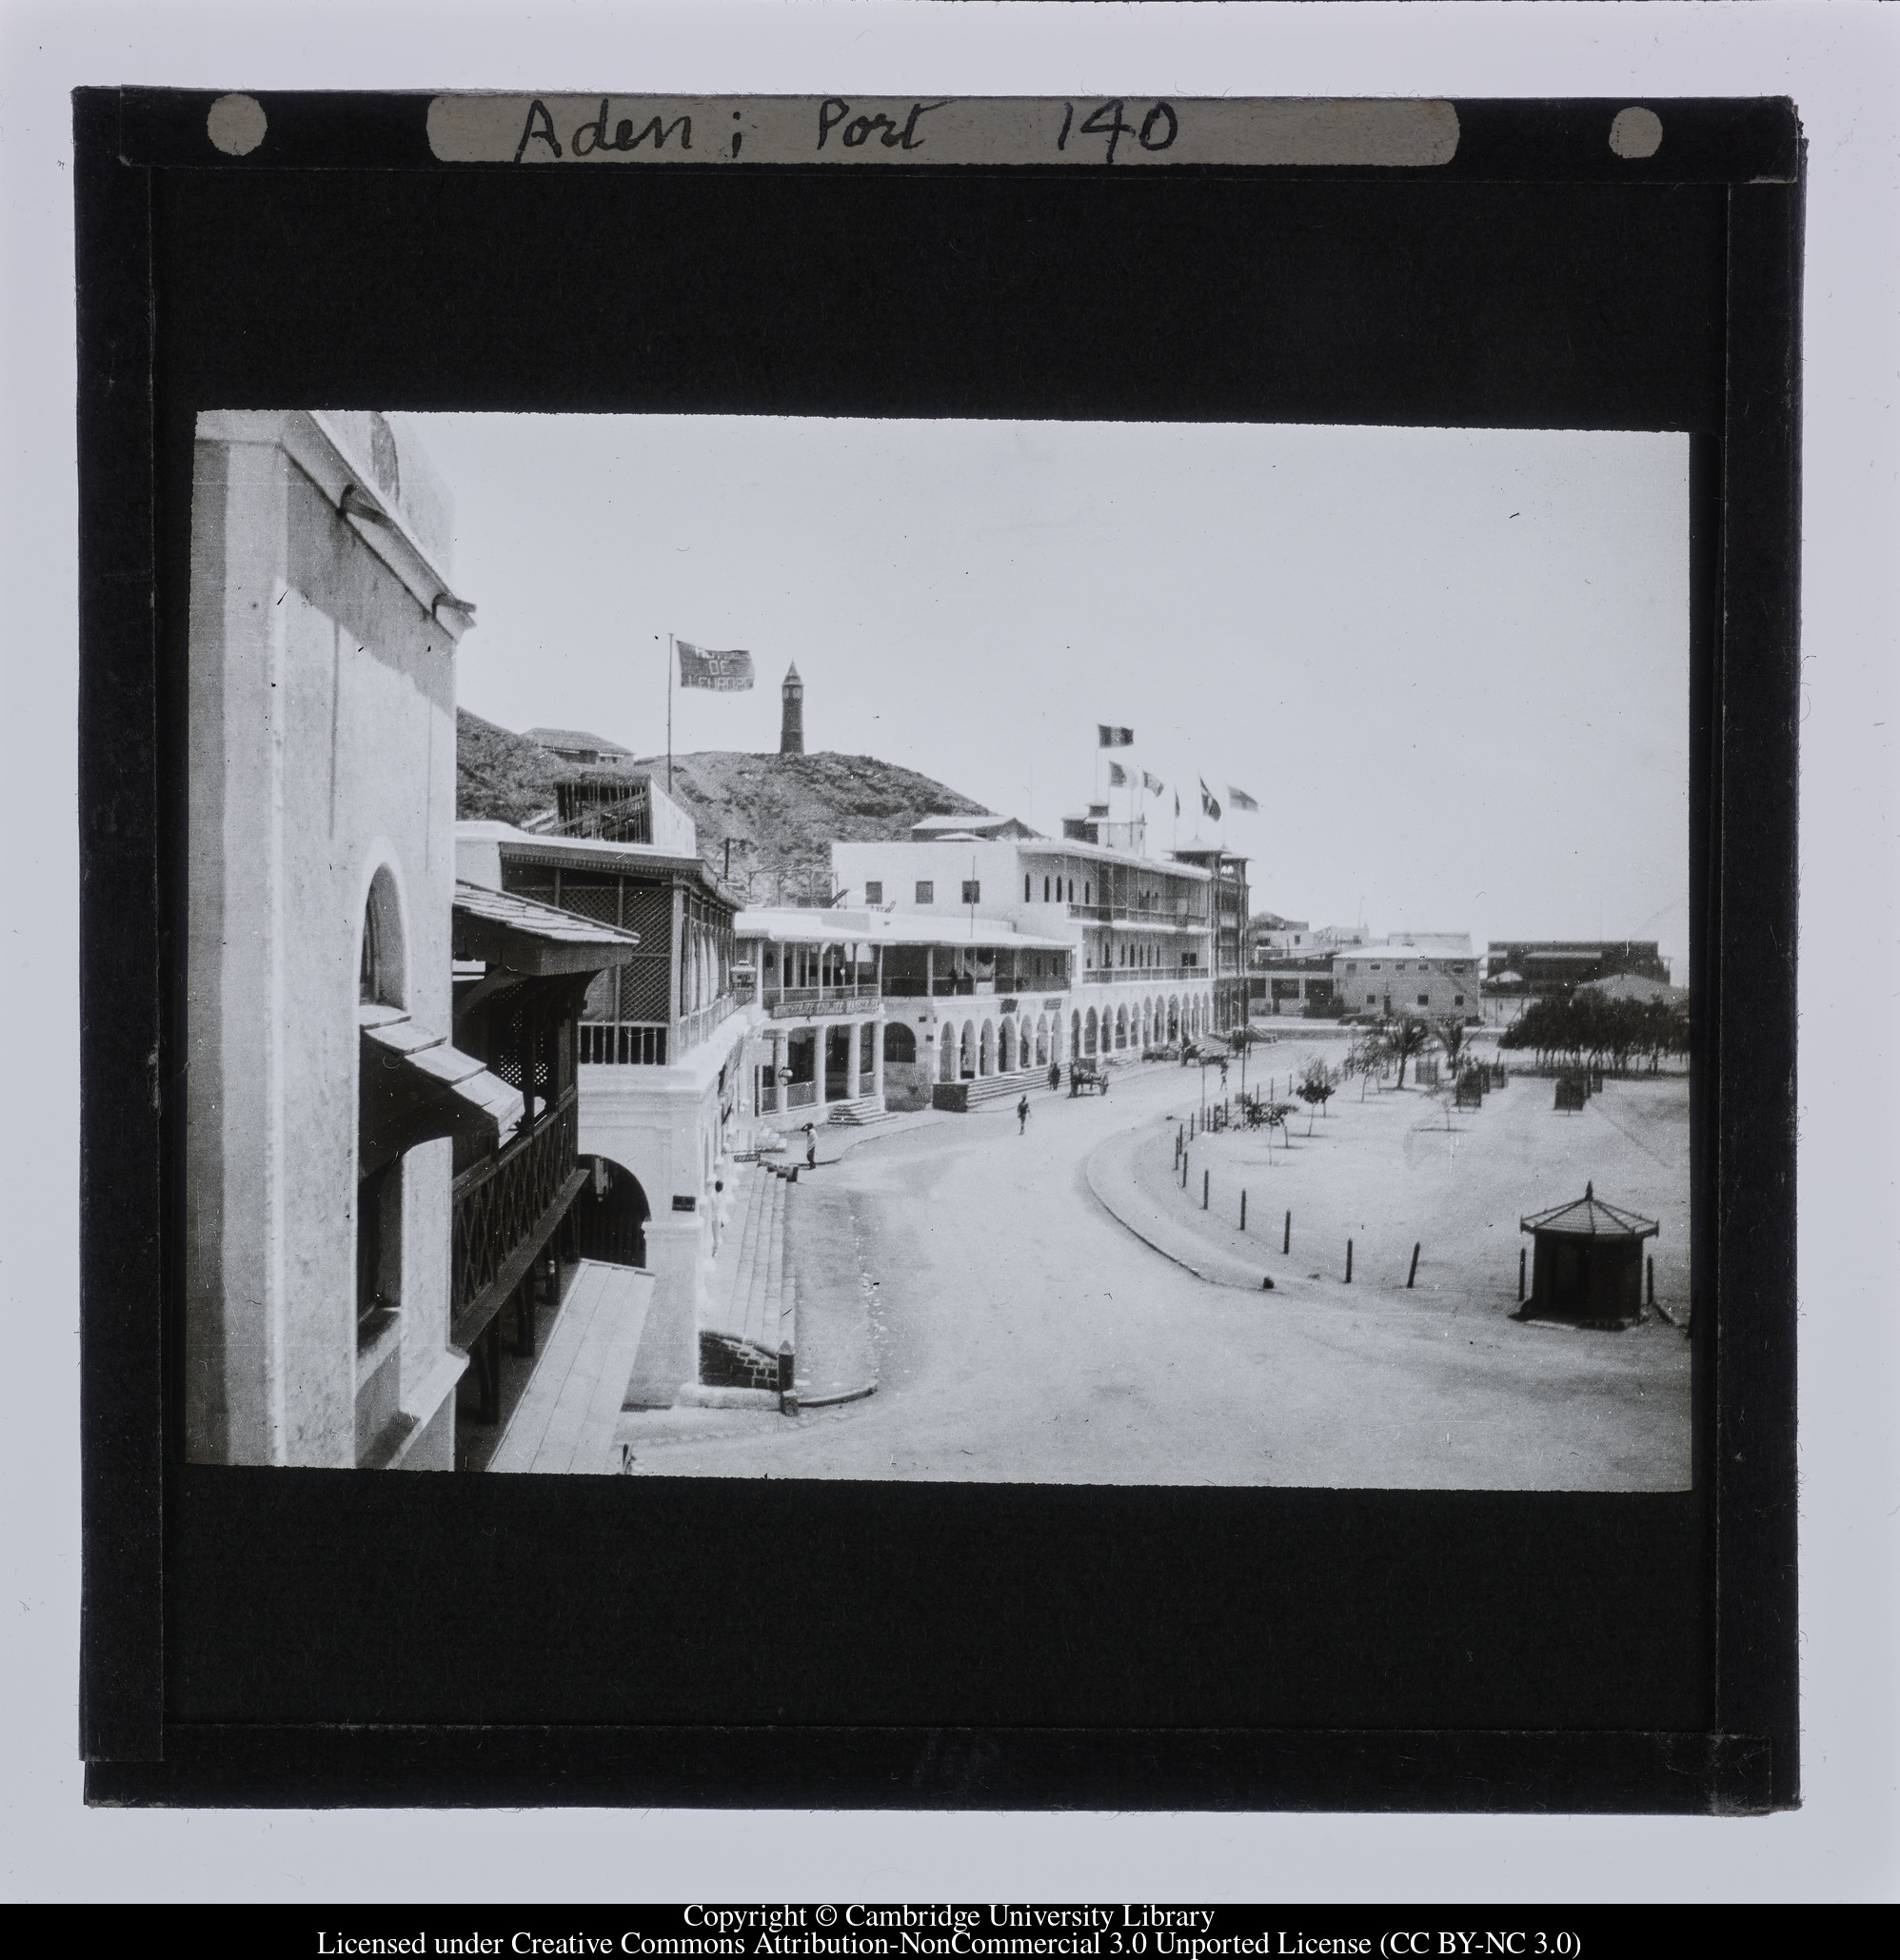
top-left (698, 1161), bottom-right (796, 1395)
top-left (935, 1064), bottom-right (1048, 1113)
top-left (827, 1092), bottom-right (899, 1128)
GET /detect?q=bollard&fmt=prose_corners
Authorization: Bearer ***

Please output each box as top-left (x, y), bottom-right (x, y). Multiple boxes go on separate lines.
top-left (1345, 1237), bottom-right (1353, 1284)
top-left (1407, 1242), bottom-right (1420, 1289)
top-left (1647, 1255), bottom-right (1655, 1309)
top-left (1283, 1209), bottom-right (1291, 1255)
top-left (1181, 1152), bottom-right (1188, 1190)
top-left (1202, 1168), bottom-right (1209, 1211)
top-left (1518, 1246), bottom-right (1526, 1302)
top-left (1240, 1189), bottom-right (1248, 1232)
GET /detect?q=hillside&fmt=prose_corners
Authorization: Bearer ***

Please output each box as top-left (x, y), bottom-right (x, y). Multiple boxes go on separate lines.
top-left (630, 749), bottom-right (993, 900)
top-left (456, 708), bottom-right (566, 826)
top-left (456, 710), bottom-right (997, 898)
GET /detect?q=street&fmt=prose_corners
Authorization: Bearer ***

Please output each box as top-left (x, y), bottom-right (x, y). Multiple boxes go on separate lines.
top-left (617, 1058), bottom-right (1691, 1489)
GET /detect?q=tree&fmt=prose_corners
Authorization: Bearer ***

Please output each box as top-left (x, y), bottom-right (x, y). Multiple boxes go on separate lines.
top-left (1344, 1034), bottom-right (1387, 1100)
top-left (1297, 1060), bottom-right (1337, 1135)
top-left (1383, 1013), bottom-right (1433, 1089)
top-left (1433, 1014), bottom-right (1472, 1079)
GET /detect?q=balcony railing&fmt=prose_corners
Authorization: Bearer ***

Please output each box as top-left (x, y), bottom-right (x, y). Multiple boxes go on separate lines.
top-left (1079, 965), bottom-right (1204, 985)
top-left (1069, 901), bottom-right (1208, 927)
top-left (678, 991), bottom-right (740, 1053)
top-left (579, 1021), bottom-right (667, 1065)
top-left (765, 984), bottom-right (879, 1020)
top-left (450, 1084), bottom-right (583, 1346)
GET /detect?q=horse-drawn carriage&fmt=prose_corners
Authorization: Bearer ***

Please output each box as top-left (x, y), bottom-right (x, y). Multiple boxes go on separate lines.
top-left (1068, 1059), bottom-right (1111, 1097)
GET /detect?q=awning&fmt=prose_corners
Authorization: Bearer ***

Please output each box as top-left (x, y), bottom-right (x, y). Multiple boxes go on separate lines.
top-left (453, 879), bottom-right (642, 977)
top-left (360, 1003), bottom-right (524, 1172)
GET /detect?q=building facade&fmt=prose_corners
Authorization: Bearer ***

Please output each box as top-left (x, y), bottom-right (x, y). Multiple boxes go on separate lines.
top-left (1484, 940), bottom-right (1672, 995)
top-left (1333, 935), bottom-right (1478, 1020)
top-left (1172, 847), bottom-right (1252, 1032)
top-left (456, 822), bottom-right (753, 1407)
top-left (734, 907), bottom-right (1077, 1116)
top-left (185, 409), bottom-right (494, 1470)
top-left (830, 830), bottom-right (1218, 1060)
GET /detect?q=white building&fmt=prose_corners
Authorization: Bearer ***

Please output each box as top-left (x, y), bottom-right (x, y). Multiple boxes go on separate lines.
top-left (734, 906), bottom-right (1076, 1117)
top-left (830, 828), bottom-right (1219, 1060)
top-left (1333, 934), bottom-right (1478, 1020)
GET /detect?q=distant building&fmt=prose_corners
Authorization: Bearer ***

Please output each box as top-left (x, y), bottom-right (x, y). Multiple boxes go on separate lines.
top-left (1574, 972), bottom-right (1688, 1009)
top-left (1172, 847), bottom-right (1252, 1033)
top-left (734, 906), bottom-right (1075, 1117)
top-left (832, 827), bottom-right (1220, 1057)
top-left (1334, 935), bottom-right (1478, 1020)
top-left (524, 767), bottom-right (697, 854)
top-left (1485, 940), bottom-right (1671, 994)
top-left (1250, 912), bottom-right (1312, 959)
top-left (1312, 924), bottom-right (1368, 952)
top-left (780, 662), bottom-right (804, 756)
top-left (1250, 955), bottom-right (1336, 1017)
top-left (524, 726), bottom-right (634, 767)
top-left (908, 811), bottom-right (1041, 843)
top-left (1061, 801), bottom-right (1147, 856)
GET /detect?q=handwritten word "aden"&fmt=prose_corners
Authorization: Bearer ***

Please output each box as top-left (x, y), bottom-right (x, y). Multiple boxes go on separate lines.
top-left (514, 99), bottom-right (693, 162)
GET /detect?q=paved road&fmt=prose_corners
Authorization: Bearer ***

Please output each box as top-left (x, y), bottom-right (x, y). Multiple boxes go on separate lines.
top-left (618, 1061), bottom-right (1690, 1489)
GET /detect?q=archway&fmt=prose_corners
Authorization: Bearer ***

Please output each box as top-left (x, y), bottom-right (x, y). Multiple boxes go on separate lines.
top-left (1114, 1004), bottom-right (1128, 1051)
top-left (884, 1022), bottom-right (917, 1064)
top-left (567, 1157), bottom-right (650, 1269)
top-left (1084, 1006), bottom-right (1098, 1057)
top-left (1035, 1016), bottom-right (1049, 1066)
top-left (1069, 1010), bottom-right (1081, 1061)
top-left (960, 1020), bottom-right (977, 1079)
top-left (939, 1022), bottom-right (957, 1083)
top-left (1167, 996), bottom-right (1180, 1039)
top-left (979, 1020), bottom-right (995, 1076)
top-left (998, 1017), bottom-right (1015, 1074)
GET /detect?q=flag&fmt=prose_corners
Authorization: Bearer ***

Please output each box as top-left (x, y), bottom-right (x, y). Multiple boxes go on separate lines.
top-left (1228, 784), bottom-right (1259, 811)
top-left (1199, 778), bottom-right (1222, 822)
top-left (1098, 724), bottom-right (1134, 747)
top-left (1142, 771), bottom-right (1164, 796)
top-left (1106, 761), bottom-right (1128, 787)
top-left (678, 641), bottom-right (755, 691)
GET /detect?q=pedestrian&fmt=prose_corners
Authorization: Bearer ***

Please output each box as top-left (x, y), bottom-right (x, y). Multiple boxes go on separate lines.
top-left (1017, 1095), bottom-right (1029, 1134)
top-left (804, 1122), bottom-right (818, 1170)
top-left (1047, 1059), bottom-right (1060, 1093)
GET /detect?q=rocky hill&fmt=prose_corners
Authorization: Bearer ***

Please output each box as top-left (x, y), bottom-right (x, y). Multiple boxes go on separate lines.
top-left (456, 709), bottom-right (996, 898)
top-left (456, 707), bottom-right (566, 827)
top-left (629, 749), bottom-right (995, 901)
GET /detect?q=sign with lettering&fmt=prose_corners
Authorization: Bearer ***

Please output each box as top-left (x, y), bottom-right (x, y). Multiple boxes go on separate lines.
top-left (426, 97), bottom-right (1461, 170)
top-left (671, 1195), bottom-right (697, 1214)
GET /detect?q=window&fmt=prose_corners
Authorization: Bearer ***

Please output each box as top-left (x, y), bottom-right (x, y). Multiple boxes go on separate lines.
top-left (1024, 875), bottom-right (1032, 902)
top-left (1418, 993), bottom-right (1431, 1007)
top-left (1084, 881), bottom-right (1091, 905)
top-left (1043, 876), bottom-right (1051, 901)
top-left (961, 880), bottom-right (980, 905)
top-left (916, 881), bottom-right (934, 904)
top-left (864, 881), bottom-right (882, 905)
top-left (1294, 935), bottom-right (1302, 945)
top-left (1370, 962), bottom-right (1381, 972)
top-left (1367, 993), bottom-right (1377, 1005)
top-left (1454, 995), bottom-right (1465, 1007)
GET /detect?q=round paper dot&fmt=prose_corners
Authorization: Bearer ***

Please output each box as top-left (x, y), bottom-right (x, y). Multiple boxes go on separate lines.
top-left (207, 94), bottom-right (267, 157)
top-left (1609, 107), bottom-right (1663, 160)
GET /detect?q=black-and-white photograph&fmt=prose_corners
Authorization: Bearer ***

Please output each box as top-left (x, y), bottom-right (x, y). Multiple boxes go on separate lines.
top-left (185, 408), bottom-right (1691, 1488)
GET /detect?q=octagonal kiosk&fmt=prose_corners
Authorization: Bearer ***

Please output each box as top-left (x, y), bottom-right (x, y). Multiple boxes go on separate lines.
top-left (1517, 1182), bottom-right (1658, 1330)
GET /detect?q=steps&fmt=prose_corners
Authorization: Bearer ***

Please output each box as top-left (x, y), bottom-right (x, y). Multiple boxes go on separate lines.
top-left (827, 1092), bottom-right (898, 1127)
top-left (934, 1065), bottom-right (1048, 1113)
top-left (698, 1161), bottom-right (796, 1395)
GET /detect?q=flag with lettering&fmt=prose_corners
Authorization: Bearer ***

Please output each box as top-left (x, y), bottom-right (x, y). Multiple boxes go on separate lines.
top-left (1142, 771), bottom-right (1164, 797)
top-left (1098, 724), bottom-right (1134, 748)
top-left (1107, 761), bottom-right (1128, 787)
top-left (678, 641), bottom-right (756, 691)
top-left (1227, 784), bottom-right (1259, 811)
top-left (1199, 778), bottom-right (1222, 822)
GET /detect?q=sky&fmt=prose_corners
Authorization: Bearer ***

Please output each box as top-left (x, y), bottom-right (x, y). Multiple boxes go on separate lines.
top-left (416, 414), bottom-right (1691, 979)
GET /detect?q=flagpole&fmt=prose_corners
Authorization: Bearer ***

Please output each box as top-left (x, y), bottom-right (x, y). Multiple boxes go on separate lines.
top-left (666, 632), bottom-right (674, 795)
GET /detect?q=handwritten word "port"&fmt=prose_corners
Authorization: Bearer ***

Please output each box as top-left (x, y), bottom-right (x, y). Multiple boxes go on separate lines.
top-left (816, 99), bottom-right (950, 151)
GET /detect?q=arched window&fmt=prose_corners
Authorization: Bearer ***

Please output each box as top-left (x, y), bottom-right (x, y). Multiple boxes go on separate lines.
top-left (884, 1022), bottom-right (917, 1064)
top-left (358, 866), bottom-right (406, 1008)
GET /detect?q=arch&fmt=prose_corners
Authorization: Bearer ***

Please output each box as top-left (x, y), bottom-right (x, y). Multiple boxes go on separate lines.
top-left (1111, 1004), bottom-right (1125, 1050)
top-left (1167, 995), bottom-right (1181, 1040)
top-left (358, 861), bottom-right (408, 1009)
top-left (979, 1020), bottom-right (996, 1077)
top-left (1035, 1015), bottom-right (1049, 1067)
top-left (1070, 1010), bottom-right (1081, 1061)
top-left (567, 1156), bottom-right (651, 1269)
top-left (997, 1016), bottom-right (1014, 1074)
top-left (1083, 1005), bottom-right (1099, 1057)
top-left (940, 1022), bottom-right (958, 1083)
top-left (960, 1020), bottom-right (977, 1079)
top-left (884, 1021), bottom-right (917, 1064)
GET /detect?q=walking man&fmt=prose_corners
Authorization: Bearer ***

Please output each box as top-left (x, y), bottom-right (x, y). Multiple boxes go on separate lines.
top-left (1017, 1094), bottom-right (1030, 1135)
top-left (804, 1122), bottom-right (818, 1171)
top-left (1047, 1059), bottom-right (1060, 1094)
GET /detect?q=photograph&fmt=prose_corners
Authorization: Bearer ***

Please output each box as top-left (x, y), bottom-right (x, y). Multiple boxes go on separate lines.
top-left (184, 407), bottom-right (1692, 1490)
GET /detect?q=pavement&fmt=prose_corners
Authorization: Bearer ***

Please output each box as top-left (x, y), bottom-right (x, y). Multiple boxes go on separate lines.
top-left (615, 1056), bottom-right (1691, 1490)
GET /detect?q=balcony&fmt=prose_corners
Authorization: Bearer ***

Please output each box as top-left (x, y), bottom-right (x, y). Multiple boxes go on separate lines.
top-left (678, 991), bottom-right (741, 1052)
top-left (1069, 901), bottom-right (1208, 927)
top-left (1080, 964), bottom-right (1203, 985)
top-left (450, 1084), bottom-right (584, 1350)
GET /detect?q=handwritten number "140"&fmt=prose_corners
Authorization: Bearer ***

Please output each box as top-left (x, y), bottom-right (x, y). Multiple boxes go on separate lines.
top-left (1056, 100), bottom-right (1179, 164)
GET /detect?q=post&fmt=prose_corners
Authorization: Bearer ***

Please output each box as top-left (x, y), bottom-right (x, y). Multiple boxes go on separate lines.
top-left (1181, 1152), bottom-right (1188, 1190)
top-left (1240, 1189), bottom-right (1247, 1232)
top-left (1407, 1242), bottom-right (1420, 1289)
top-left (666, 631), bottom-right (674, 795)
top-left (1202, 1168), bottom-right (1209, 1210)
top-left (1283, 1209), bottom-right (1291, 1255)
top-left (1518, 1246), bottom-right (1527, 1302)
top-left (1345, 1237), bottom-right (1353, 1284)
top-left (1647, 1255), bottom-right (1655, 1309)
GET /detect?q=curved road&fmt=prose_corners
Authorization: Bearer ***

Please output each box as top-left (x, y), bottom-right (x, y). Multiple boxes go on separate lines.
top-left (620, 1062), bottom-right (1689, 1489)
